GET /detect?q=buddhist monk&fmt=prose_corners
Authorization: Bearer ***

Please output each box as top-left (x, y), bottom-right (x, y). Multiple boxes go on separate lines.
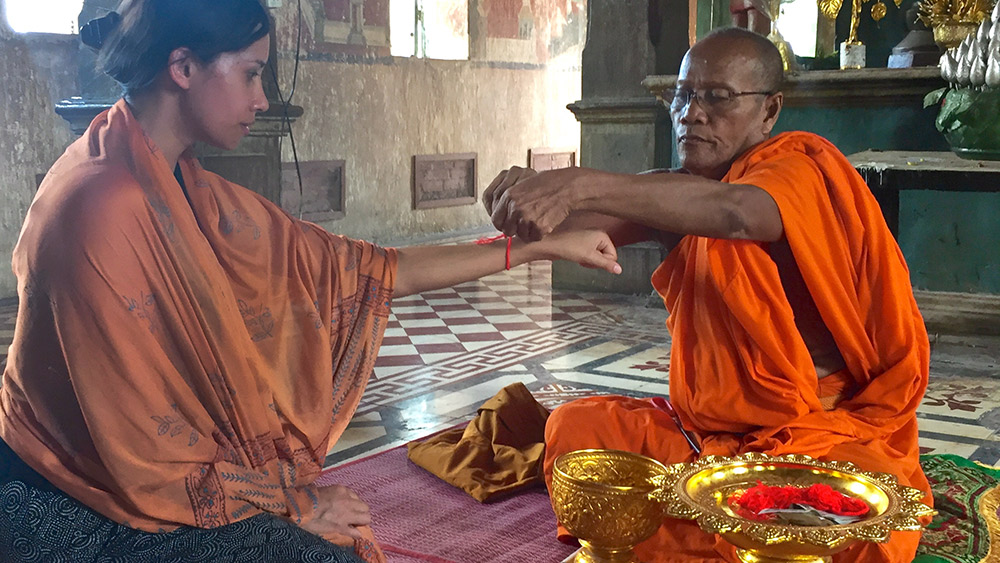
top-left (0, 1), bottom-right (620, 561)
top-left (484, 27), bottom-right (930, 563)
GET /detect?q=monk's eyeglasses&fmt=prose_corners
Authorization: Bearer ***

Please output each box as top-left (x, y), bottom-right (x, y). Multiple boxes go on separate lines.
top-left (663, 87), bottom-right (774, 113)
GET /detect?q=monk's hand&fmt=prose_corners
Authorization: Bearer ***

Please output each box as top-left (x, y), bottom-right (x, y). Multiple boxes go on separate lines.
top-left (300, 484), bottom-right (371, 540)
top-left (483, 166), bottom-right (578, 242)
top-left (526, 229), bottom-right (621, 274)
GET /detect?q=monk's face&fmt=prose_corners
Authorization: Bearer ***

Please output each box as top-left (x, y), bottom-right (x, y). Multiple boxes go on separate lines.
top-left (670, 39), bottom-right (782, 180)
top-left (182, 36), bottom-right (271, 151)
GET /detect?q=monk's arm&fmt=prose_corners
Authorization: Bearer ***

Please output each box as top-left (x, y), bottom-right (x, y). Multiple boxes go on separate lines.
top-left (578, 170), bottom-right (782, 241)
top-left (554, 211), bottom-right (684, 251)
top-left (486, 166), bottom-right (783, 243)
top-left (392, 229), bottom-right (621, 298)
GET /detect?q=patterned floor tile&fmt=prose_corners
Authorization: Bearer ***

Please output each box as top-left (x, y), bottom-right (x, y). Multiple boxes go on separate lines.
top-left (531, 383), bottom-right (603, 410)
top-left (0, 260), bottom-right (997, 471)
top-left (587, 346), bottom-right (672, 378)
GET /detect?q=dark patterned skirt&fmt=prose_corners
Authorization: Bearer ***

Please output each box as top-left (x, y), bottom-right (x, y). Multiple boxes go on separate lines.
top-left (0, 439), bottom-right (363, 563)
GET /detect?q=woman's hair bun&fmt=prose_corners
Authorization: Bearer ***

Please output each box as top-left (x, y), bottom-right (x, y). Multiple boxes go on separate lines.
top-left (80, 11), bottom-right (122, 51)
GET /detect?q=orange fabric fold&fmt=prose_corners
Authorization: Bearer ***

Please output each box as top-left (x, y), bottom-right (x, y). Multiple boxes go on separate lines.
top-left (0, 100), bottom-right (395, 562)
top-left (543, 131), bottom-right (930, 563)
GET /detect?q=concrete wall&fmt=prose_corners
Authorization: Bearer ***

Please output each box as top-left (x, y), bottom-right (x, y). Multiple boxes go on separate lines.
top-left (0, 20), bottom-right (78, 297)
top-left (0, 5), bottom-right (582, 297)
top-left (282, 51), bottom-right (582, 243)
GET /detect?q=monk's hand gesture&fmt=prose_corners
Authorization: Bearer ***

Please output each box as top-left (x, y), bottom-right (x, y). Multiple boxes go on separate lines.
top-left (484, 166), bottom-right (579, 242)
top-left (300, 484), bottom-right (371, 540)
top-left (527, 228), bottom-right (622, 274)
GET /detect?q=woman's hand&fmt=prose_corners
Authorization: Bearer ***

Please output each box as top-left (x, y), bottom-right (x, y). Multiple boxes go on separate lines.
top-left (300, 485), bottom-right (371, 540)
top-left (522, 229), bottom-right (621, 274)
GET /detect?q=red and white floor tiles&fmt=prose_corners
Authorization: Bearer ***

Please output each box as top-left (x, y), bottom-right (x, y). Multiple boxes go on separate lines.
top-left (0, 262), bottom-right (996, 470)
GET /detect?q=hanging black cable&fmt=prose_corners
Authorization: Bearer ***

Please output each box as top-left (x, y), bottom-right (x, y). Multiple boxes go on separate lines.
top-left (267, 0), bottom-right (305, 218)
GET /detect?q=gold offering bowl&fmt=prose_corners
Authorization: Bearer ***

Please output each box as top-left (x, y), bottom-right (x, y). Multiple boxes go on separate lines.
top-left (932, 21), bottom-right (979, 49)
top-left (550, 449), bottom-right (670, 563)
top-left (652, 452), bottom-right (936, 563)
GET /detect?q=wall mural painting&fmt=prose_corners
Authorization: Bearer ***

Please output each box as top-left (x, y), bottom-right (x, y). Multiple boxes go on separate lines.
top-left (288, 0), bottom-right (585, 62)
top-left (293, 0), bottom-right (391, 56)
top-left (473, 0), bottom-right (587, 62)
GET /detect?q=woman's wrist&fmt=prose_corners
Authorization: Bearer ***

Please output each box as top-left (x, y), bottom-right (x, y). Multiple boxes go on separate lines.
top-left (508, 237), bottom-right (547, 267)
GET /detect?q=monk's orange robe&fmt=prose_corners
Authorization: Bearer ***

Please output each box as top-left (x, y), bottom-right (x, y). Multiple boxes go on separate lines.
top-left (0, 100), bottom-right (395, 561)
top-left (543, 131), bottom-right (931, 563)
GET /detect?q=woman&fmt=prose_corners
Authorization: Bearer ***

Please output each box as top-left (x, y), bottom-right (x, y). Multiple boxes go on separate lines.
top-left (0, 1), bottom-right (619, 561)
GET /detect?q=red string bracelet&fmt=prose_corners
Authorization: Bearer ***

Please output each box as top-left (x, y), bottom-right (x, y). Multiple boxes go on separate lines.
top-left (475, 234), bottom-right (512, 270)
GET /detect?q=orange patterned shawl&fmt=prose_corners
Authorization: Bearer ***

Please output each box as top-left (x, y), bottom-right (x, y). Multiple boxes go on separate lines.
top-left (0, 100), bottom-right (395, 559)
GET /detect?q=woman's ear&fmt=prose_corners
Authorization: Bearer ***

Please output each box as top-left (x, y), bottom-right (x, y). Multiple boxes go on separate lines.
top-left (166, 47), bottom-right (197, 89)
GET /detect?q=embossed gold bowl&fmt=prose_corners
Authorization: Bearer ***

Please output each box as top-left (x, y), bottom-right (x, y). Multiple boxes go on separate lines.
top-left (931, 21), bottom-right (979, 49)
top-left (651, 453), bottom-right (937, 563)
top-left (550, 449), bottom-right (669, 563)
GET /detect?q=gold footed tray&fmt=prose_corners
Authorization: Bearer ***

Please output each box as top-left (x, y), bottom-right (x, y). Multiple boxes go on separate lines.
top-left (651, 452), bottom-right (937, 563)
top-left (550, 450), bottom-right (936, 563)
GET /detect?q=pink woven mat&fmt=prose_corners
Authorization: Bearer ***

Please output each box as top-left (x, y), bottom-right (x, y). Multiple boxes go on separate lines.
top-left (316, 445), bottom-right (577, 563)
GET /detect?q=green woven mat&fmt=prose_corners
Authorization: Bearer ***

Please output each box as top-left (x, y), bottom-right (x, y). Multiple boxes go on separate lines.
top-left (914, 454), bottom-right (1000, 563)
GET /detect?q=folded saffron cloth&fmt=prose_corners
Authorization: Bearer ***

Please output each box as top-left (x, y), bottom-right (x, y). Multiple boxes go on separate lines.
top-left (407, 382), bottom-right (549, 502)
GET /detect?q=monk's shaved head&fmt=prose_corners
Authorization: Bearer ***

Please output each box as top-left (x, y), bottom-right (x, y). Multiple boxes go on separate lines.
top-left (694, 27), bottom-right (784, 93)
top-left (671, 27), bottom-right (785, 179)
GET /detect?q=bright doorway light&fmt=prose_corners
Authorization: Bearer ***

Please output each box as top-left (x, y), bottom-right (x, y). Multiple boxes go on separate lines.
top-left (389, 0), bottom-right (468, 60)
top-left (776, 0), bottom-right (819, 58)
top-left (390, 0), bottom-right (416, 57)
top-left (5, 0), bottom-right (85, 34)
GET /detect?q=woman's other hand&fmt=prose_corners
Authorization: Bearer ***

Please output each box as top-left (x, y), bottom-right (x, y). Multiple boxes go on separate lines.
top-left (300, 484), bottom-right (371, 540)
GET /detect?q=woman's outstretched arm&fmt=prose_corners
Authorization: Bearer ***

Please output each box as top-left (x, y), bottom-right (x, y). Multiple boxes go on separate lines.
top-left (392, 229), bottom-right (620, 298)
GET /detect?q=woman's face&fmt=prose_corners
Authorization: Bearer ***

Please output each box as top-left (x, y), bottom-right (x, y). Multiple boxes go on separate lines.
top-left (183, 35), bottom-right (270, 151)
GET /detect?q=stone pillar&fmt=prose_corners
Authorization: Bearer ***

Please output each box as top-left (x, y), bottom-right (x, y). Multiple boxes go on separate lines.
top-left (553, 0), bottom-right (686, 295)
top-left (55, 0), bottom-right (301, 205)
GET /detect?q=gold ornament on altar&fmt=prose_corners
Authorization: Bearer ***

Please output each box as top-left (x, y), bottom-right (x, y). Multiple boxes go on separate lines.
top-left (917, 0), bottom-right (995, 48)
top-left (765, 0), bottom-right (798, 71)
top-left (872, 0), bottom-right (888, 21)
top-left (550, 449), bottom-right (936, 563)
top-left (819, 0), bottom-right (843, 19)
top-left (650, 452), bottom-right (936, 563)
top-left (818, 0), bottom-right (904, 67)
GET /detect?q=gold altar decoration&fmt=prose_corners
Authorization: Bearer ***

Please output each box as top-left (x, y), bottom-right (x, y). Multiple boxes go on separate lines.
top-left (550, 449), bottom-right (669, 563)
top-left (765, 0), bottom-right (798, 71)
top-left (824, 0), bottom-right (902, 42)
top-left (918, 0), bottom-right (994, 48)
top-left (818, 0), bottom-right (902, 38)
top-left (649, 452), bottom-right (937, 563)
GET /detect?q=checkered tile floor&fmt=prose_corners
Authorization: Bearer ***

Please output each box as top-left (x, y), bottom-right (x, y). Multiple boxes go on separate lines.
top-left (374, 264), bottom-right (617, 378)
top-left (0, 263), bottom-right (998, 471)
